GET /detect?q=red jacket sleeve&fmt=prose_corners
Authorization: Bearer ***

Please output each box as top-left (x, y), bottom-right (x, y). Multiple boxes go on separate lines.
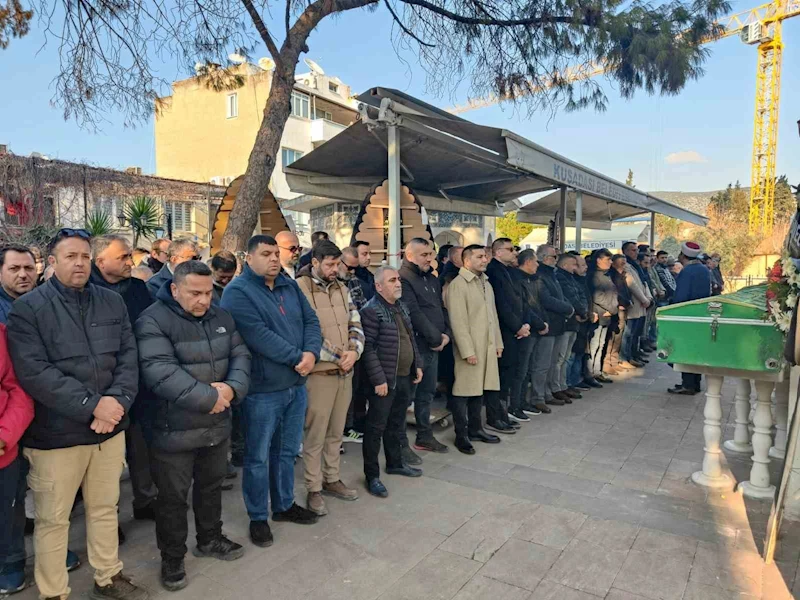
top-left (0, 324), bottom-right (34, 450)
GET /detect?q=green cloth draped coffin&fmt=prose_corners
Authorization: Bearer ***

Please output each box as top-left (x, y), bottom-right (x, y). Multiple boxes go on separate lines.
top-left (656, 285), bottom-right (784, 373)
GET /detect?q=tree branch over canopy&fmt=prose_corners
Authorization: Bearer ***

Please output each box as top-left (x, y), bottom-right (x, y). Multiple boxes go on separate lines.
top-left (5, 0), bottom-right (730, 248)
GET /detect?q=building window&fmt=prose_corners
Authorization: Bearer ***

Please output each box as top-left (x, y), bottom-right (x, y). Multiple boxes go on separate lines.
top-left (461, 214), bottom-right (482, 226)
top-left (328, 82), bottom-right (339, 94)
top-left (281, 147), bottom-right (304, 166)
top-left (165, 201), bottom-right (194, 232)
top-left (313, 108), bottom-right (332, 121)
top-left (226, 93), bottom-right (238, 119)
top-left (427, 211), bottom-right (440, 226)
top-left (291, 91), bottom-right (310, 119)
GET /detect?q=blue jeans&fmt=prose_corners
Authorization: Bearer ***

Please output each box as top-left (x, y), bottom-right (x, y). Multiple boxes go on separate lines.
top-left (621, 316), bottom-right (643, 361)
top-left (0, 454), bottom-right (27, 568)
top-left (404, 348), bottom-right (435, 444)
top-left (242, 385), bottom-right (307, 521)
top-left (566, 353), bottom-right (583, 388)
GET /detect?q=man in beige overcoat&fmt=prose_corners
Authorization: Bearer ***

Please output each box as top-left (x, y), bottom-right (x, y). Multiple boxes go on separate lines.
top-left (445, 244), bottom-right (504, 454)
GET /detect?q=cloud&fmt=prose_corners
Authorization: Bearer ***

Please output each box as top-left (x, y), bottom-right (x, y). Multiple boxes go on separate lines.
top-left (665, 150), bottom-right (708, 165)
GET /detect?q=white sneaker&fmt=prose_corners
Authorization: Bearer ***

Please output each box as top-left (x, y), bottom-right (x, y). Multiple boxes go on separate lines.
top-left (343, 428), bottom-right (364, 444)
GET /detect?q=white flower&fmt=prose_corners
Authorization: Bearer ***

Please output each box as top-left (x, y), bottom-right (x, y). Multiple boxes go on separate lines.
top-left (788, 293), bottom-right (798, 309)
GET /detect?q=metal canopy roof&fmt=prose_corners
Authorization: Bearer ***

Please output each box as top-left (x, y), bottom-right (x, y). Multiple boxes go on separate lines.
top-left (516, 190), bottom-right (661, 230)
top-left (285, 87), bottom-right (708, 226)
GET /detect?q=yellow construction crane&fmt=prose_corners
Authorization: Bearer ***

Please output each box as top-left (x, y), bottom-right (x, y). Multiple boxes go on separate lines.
top-left (448, 0), bottom-right (800, 234)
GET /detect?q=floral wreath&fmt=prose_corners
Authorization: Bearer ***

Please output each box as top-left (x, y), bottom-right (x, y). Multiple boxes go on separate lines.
top-left (767, 253), bottom-right (799, 332)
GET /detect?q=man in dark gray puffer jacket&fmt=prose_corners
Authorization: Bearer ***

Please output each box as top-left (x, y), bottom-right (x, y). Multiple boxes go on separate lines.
top-left (134, 261), bottom-right (250, 592)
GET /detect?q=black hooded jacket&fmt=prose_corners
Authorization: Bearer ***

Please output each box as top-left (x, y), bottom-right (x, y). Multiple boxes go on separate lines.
top-left (90, 263), bottom-right (154, 326)
top-left (398, 259), bottom-right (450, 350)
top-left (134, 284), bottom-right (251, 452)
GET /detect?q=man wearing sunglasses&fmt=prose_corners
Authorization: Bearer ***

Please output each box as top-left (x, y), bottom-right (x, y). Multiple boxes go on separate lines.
top-left (7, 228), bottom-right (147, 600)
top-left (146, 238), bottom-right (200, 298)
top-left (276, 231), bottom-right (301, 280)
top-left (147, 239), bottom-right (170, 274)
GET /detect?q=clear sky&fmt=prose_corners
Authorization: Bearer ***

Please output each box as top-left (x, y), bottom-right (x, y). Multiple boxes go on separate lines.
top-left (1, 0), bottom-right (798, 194)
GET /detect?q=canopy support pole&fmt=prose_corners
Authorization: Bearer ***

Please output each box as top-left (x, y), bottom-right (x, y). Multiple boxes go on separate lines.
top-left (558, 186), bottom-right (567, 252)
top-left (650, 212), bottom-right (656, 249)
top-left (574, 190), bottom-right (583, 252)
top-left (387, 125), bottom-right (402, 268)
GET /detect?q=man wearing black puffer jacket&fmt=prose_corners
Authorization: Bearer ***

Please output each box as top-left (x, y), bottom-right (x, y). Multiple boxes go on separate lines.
top-left (135, 261), bottom-right (250, 592)
top-left (360, 266), bottom-right (423, 499)
top-left (533, 245), bottom-right (574, 408)
top-left (7, 228), bottom-right (146, 600)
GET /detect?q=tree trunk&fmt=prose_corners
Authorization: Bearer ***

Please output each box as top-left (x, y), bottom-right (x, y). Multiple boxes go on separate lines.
top-left (220, 70), bottom-right (294, 252)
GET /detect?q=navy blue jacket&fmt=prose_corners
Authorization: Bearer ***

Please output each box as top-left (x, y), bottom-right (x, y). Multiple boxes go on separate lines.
top-left (672, 262), bottom-right (712, 304)
top-left (355, 266), bottom-right (376, 301)
top-left (0, 287), bottom-right (14, 324)
top-left (221, 265), bottom-right (321, 393)
top-left (146, 263), bottom-right (173, 298)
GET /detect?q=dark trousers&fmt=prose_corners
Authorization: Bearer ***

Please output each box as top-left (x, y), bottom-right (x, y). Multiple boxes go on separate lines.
top-left (405, 348), bottom-right (437, 444)
top-left (511, 336), bottom-right (537, 411)
top-left (0, 454), bottom-right (27, 567)
top-left (363, 374), bottom-right (413, 480)
top-left (451, 395), bottom-right (485, 440)
top-left (231, 403), bottom-right (244, 462)
top-left (484, 390), bottom-right (506, 425)
top-left (126, 416), bottom-right (158, 510)
top-left (149, 440), bottom-right (228, 560)
top-left (681, 372), bottom-right (702, 392)
top-left (497, 333), bottom-right (517, 418)
top-left (345, 362), bottom-right (368, 432)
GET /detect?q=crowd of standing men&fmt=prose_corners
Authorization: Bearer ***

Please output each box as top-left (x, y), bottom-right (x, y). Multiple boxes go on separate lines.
top-left (0, 227), bottom-right (715, 599)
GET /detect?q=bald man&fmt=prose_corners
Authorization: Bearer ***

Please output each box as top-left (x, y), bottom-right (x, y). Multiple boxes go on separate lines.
top-left (276, 231), bottom-right (301, 280)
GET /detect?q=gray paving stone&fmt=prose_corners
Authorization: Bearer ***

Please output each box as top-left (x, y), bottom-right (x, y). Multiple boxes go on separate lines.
top-left (528, 581), bottom-right (601, 600)
top-left (574, 517), bottom-right (639, 552)
top-left (514, 505), bottom-right (587, 549)
top-left (429, 464), bottom-right (562, 505)
top-left (555, 490), bottom-right (647, 525)
top-left (642, 508), bottom-right (735, 544)
top-left (267, 536), bottom-right (366, 594)
top-left (379, 549), bottom-right (482, 600)
top-left (451, 574), bottom-right (532, 600)
top-left (689, 541), bottom-right (764, 596)
top-left (439, 511), bottom-right (525, 563)
top-left (631, 527), bottom-right (699, 559)
top-left (682, 581), bottom-right (759, 600)
top-left (506, 465), bottom-right (605, 497)
top-left (569, 459), bottom-right (622, 483)
top-left (605, 589), bottom-right (652, 600)
top-left (544, 538), bottom-right (628, 597)
top-left (612, 549), bottom-right (691, 600)
top-left (478, 538), bottom-right (560, 591)
top-left (612, 463), bottom-right (666, 493)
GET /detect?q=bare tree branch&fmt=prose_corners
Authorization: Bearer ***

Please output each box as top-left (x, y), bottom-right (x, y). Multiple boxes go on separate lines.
top-left (384, 0), bottom-right (434, 48)
top-left (240, 0), bottom-right (281, 64)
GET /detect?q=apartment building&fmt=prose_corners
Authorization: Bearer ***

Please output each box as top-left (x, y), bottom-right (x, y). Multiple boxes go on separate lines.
top-left (154, 61), bottom-right (359, 245)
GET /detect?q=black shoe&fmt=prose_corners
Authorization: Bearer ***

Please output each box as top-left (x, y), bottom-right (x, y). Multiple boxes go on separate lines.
top-left (545, 397), bottom-right (565, 406)
top-left (89, 572), bottom-right (148, 600)
top-left (367, 478), bottom-right (388, 498)
top-left (272, 503), bottom-right (319, 525)
top-left (193, 535), bottom-right (244, 561)
top-left (595, 374), bottom-right (613, 384)
top-left (553, 391), bottom-right (570, 401)
top-left (118, 526), bottom-right (126, 546)
top-left (584, 379), bottom-right (603, 388)
top-left (630, 360), bottom-right (646, 368)
top-left (455, 438), bottom-right (476, 455)
top-left (413, 437), bottom-right (449, 453)
top-left (564, 388), bottom-right (583, 399)
top-left (225, 462), bottom-right (238, 480)
top-left (521, 404), bottom-right (542, 416)
top-left (575, 382), bottom-right (591, 390)
top-left (508, 409), bottom-right (530, 423)
top-left (506, 419), bottom-right (521, 430)
top-left (386, 465), bottom-right (423, 477)
top-left (667, 386), bottom-right (699, 396)
top-left (161, 558), bottom-right (187, 592)
top-left (485, 421), bottom-right (516, 434)
top-left (230, 453), bottom-right (244, 468)
top-left (468, 430), bottom-right (501, 444)
top-left (401, 445), bottom-right (423, 466)
top-left (249, 520), bottom-right (273, 547)
top-left (133, 505), bottom-right (156, 521)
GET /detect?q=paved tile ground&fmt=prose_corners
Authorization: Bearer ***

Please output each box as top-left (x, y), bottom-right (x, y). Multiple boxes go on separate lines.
top-left (11, 361), bottom-right (800, 599)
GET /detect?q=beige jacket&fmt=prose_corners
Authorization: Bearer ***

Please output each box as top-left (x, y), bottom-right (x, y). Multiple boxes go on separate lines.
top-left (445, 267), bottom-right (503, 396)
top-left (624, 262), bottom-right (652, 320)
